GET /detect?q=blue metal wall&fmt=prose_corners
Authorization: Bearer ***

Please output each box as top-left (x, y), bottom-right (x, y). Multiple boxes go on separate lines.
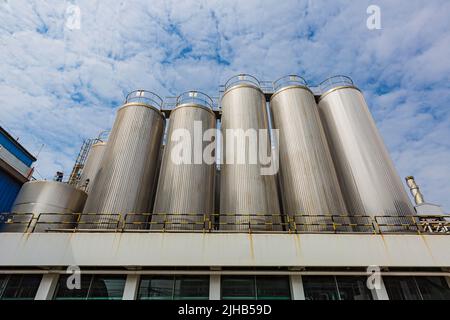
top-left (0, 132), bottom-right (34, 167)
top-left (0, 170), bottom-right (22, 212)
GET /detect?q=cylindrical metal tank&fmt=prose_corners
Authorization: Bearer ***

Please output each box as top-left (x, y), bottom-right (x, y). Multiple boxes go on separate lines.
top-left (317, 76), bottom-right (415, 230)
top-left (76, 141), bottom-right (107, 193)
top-left (270, 75), bottom-right (349, 232)
top-left (6, 181), bottom-right (87, 232)
top-left (220, 74), bottom-right (281, 231)
top-left (152, 91), bottom-right (216, 230)
top-left (82, 90), bottom-right (165, 230)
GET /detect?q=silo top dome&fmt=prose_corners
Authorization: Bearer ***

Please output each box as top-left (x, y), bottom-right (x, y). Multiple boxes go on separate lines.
top-left (176, 91), bottom-right (213, 110)
top-left (224, 74), bottom-right (261, 91)
top-left (319, 75), bottom-right (355, 93)
top-left (125, 90), bottom-right (163, 109)
top-left (273, 75), bottom-right (308, 91)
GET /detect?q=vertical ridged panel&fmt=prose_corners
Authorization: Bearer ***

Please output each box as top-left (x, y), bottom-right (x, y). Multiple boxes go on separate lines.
top-left (82, 103), bottom-right (164, 228)
top-left (270, 86), bottom-right (349, 232)
top-left (152, 105), bottom-right (216, 230)
top-left (77, 142), bottom-right (107, 193)
top-left (317, 87), bottom-right (414, 225)
top-left (220, 85), bottom-right (281, 231)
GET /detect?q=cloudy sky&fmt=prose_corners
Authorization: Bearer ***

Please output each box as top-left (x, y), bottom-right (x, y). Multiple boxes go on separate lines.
top-left (0, 0), bottom-right (449, 210)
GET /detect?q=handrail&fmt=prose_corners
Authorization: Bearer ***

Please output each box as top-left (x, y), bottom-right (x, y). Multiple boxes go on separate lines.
top-left (224, 74), bottom-right (261, 91)
top-left (125, 90), bottom-right (163, 109)
top-left (273, 75), bottom-right (308, 92)
top-left (176, 91), bottom-right (213, 110)
top-left (1, 212), bottom-right (449, 235)
top-left (319, 75), bottom-right (354, 93)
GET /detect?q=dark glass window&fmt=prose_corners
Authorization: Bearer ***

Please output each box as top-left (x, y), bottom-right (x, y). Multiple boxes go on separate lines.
top-left (303, 276), bottom-right (373, 300)
top-left (384, 276), bottom-right (450, 300)
top-left (335, 276), bottom-right (373, 300)
top-left (221, 276), bottom-right (256, 300)
top-left (54, 275), bottom-right (126, 300)
top-left (221, 276), bottom-right (291, 300)
top-left (174, 276), bottom-right (209, 300)
top-left (416, 277), bottom-right (450, 300)
top-left (0, 274), bottom-right (42, 300)
top-left (303, 276), bottom-right (339, 300)
top-left (256, 276), bottom-right (291, 300)
top-left (138, 276), bottom-right (209, 300)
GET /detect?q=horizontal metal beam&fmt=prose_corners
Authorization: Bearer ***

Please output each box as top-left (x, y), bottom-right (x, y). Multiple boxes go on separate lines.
top-left (1, 233), bottom-right (450, 268)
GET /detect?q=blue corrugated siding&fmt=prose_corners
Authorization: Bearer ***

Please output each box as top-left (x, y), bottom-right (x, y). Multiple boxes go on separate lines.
top-left (0, 133), bottom-right (34, 167)
top-left (0, 170), bottom-right (22, 212)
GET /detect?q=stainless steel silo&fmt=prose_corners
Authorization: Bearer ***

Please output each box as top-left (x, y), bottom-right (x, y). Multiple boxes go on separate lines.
top-left (220, 74), bottom-right (281, 231)
top-left (82, 90), bottom-right (165, 230)
top-left (152, 91), bottom-right (216, 230)
top-left (317, 76), bottom-right (415, 230)
top-left (76, 141), bottom-right (107, 193)
top-left (270, 75), bottom-right (349, 232)
top-left (6, 181), bottom-right (87, 232)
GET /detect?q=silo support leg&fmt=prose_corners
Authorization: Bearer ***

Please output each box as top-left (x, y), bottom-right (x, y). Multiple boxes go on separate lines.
top-left (209, 274), bottom-right (221, 300)
top-left (35, 273), bottom-right (59, 300)
top-left (370, 276), bottom-right (389, 300)
top-left (122, 274), bottom-right (140, 300)
top-left (290, 275), bottom-right (305, 300)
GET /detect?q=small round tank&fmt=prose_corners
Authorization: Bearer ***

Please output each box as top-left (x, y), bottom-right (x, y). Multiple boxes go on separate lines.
top-left (77, 141), bottom-right (107, 193)
top-left (317, 76), bottom-right (415, 229)
top-left (270, 75), bottom-right (349, 232)
top-left (220, 74), bottom-right (281, 231)
top-left (152, 91), bottom-right (216, 230)
top-left (82, 90), bottom-right (165, 230)
top-left (6, 181), bottom-right (87, 232)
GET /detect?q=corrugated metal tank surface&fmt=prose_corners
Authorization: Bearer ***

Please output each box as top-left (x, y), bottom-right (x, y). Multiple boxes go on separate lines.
top-left (220, 75), bottom-right (281, 231)
top-left (82, 91), bottom-right (165, 229)
top-left (8, 181), bottom-right (87, 232)
top-left (152, 92), bottom-right (216, 230)
top-left (270, 75), bottom-right (350, 232)
top-left (317, 76), bottom-right (415, 227)
top-left (76, 141), bottom-right (107, 193)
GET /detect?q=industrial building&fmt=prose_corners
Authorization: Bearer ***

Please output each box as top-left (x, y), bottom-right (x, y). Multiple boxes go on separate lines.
top-left (0, 74), bottom-right (449, 301)
top-left (0, 126), bottom-right (35, 213)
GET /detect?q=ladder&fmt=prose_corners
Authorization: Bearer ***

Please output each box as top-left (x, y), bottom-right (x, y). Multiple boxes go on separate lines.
top-left (67, 139), bottom-right (93, 186)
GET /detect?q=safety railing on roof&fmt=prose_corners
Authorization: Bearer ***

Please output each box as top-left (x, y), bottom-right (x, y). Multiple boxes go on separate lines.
top-left (319, 75), bottom-right (354, 93)
top-left (125, 90), bottom-right (163, 109)
top-left (1, 213), bottom-right (449, 235)
top-left (176, 91), bottom-right (214, 110)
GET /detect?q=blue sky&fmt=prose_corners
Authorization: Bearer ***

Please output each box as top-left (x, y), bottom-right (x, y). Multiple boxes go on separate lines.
top-left (0, 0), bottom-right (449, 210)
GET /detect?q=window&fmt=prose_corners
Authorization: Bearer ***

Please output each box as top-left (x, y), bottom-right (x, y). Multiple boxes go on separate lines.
top-left (303, 276), bottom-right (373, 300)
top-left (54, 275), bottom-right (126, 300)
top-left (303, 276), bottom-right (339, 300)
top-left (0, 274), bottom-right (42, 300)
top-left (384, 276), bottom-right (450, 300)
top-left (138, 276), bottom-right (209, 300)
top-left (221, 276), bottom-right (291, 300)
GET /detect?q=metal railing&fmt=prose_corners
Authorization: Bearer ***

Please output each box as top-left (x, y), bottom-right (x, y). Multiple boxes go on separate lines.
top-left (176, 91), bottom-right (214, 110)
top-left (224, 74), bottom-right (261, 91)
top-left (273, 75), bottom-right (308, 92)
top-left (125, 90), bottom-right (163, 109)
top-left (319, 75), bottom-right (354, 93)
top-left (0, 213), bottom-right (449, 235)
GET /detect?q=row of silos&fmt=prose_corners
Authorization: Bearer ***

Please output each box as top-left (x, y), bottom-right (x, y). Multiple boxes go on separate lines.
top-left (5, 74), bottom-right (415, 232)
